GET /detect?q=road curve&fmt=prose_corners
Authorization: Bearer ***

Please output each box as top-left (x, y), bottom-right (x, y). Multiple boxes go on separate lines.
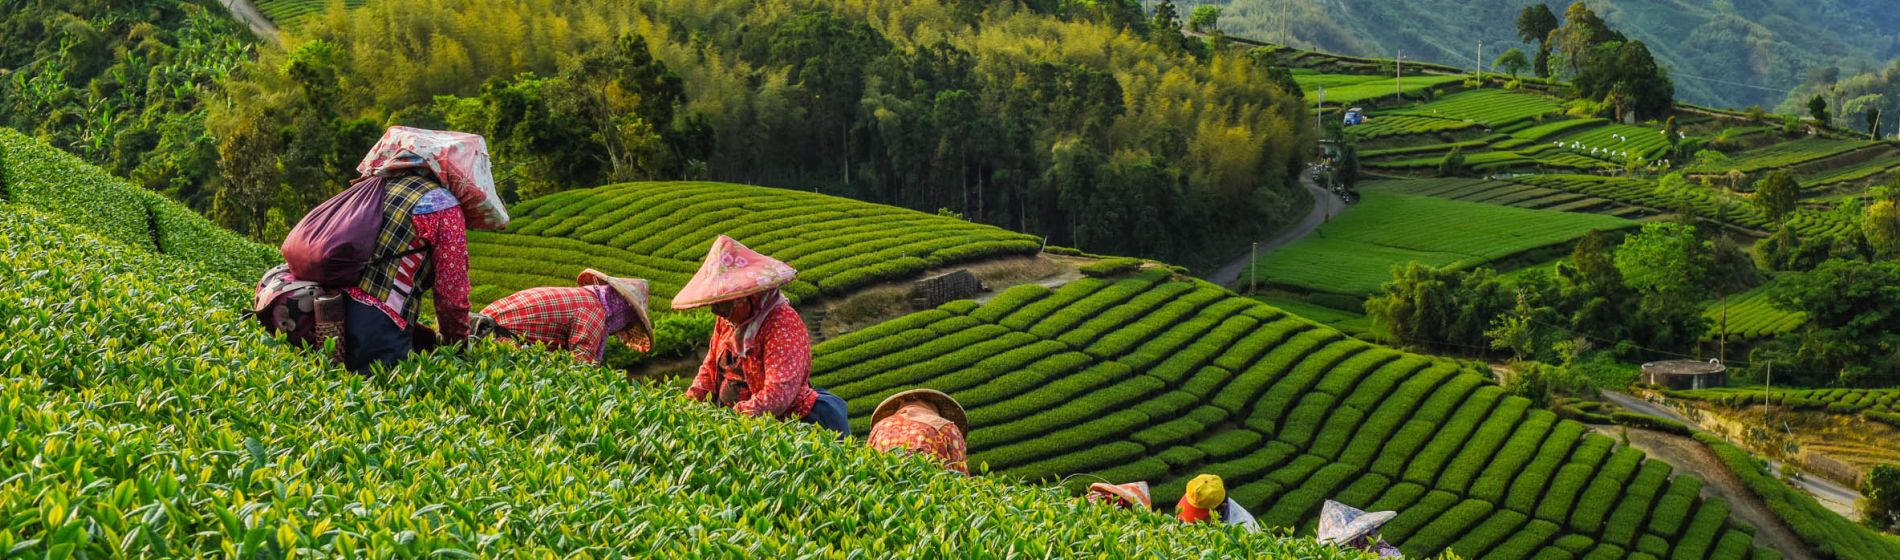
top-left (1603, 390), bottom-right (1863, 517)
top-left (1206, 165), bottom-right (1347, 289)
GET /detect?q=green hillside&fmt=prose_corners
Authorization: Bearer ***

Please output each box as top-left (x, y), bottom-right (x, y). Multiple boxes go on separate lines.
top-left (1184, 0), bottom-right (1900, 110)
top-left (811, 269), bottom-right (1780, 559)
top-left (0, 145), bottom-right (1355, 558)
top-left (1245, 192), bottom-right (1635, 296)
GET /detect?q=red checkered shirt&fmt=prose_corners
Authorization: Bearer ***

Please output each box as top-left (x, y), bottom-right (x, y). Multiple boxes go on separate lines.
top-left (481, 286), bottom-right (609, 364)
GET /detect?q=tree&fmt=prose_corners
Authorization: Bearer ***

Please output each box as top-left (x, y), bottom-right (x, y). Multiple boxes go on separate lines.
top-left (1614, 222), bottom-right (1711, 301)
top-left (1151, 0), bottom-right (1181, 36)
top-left (1495, 48), bottom-right (1529, 79)
top-left (1439, 146), bottom-right (1467, 177)
top-left (1867, 107), bottom-right (1884, 139)
top-left (1571, 229), bottom-right (1623, 290)
top-left (1188, 5), bottom-right (1222, 33)
top-left (1663, 116), bottom-right (1681, 159)
top-left (1752, 170), bottom-right (1800, 222)
top-left (1770, 259), bottom-right (1900, 386)
top-left (1866, 199), bottom-right (1900, 257)
top-left (1517, 4), bottom-right (1560, 77)
top-left (1809, 95), bottom-right (1831, 126)
top-left (1865, 464), bottom-right (1900, 531)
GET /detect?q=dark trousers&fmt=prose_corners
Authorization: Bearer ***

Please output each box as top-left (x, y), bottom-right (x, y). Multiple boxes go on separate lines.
top-left (800, 388), bottom-right (850, 436)
top-left (343, 298), bottom-right (412, 372)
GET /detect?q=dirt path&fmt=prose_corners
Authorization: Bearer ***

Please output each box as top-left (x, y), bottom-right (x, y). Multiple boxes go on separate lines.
top-left (1592, 425), bottom-right (1818, 560)
top-left (217, 0), bottom-right (281, 43)
top-left (1206, 165), bottom-right (1346, 288)
top-left (1604, 391), bottom-right (1862, 517)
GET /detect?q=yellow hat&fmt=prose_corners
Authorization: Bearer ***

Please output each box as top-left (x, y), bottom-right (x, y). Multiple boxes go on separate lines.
top-left (1185, 474), bottom-right (1226, 510)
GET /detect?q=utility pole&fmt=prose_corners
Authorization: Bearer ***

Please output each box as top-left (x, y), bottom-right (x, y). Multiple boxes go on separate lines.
top-left (1477, 41), bottom-right (1484, 81)
top-left (1396, 50), bottom-right (1404, 99)
top-left (1281, 0), bottom-right (1289, 46)
top-left (1316, 86), bottom-right (1325, 138)
top-left (1719, 295), bottom-right (1728, 364)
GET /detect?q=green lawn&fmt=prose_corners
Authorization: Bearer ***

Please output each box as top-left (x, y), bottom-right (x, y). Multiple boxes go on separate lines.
top-left (1247, 193), bottom-right (1636, 295)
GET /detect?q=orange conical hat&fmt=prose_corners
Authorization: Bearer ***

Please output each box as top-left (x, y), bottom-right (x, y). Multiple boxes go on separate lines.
top-left (671, 235), bottom-right (797, 310)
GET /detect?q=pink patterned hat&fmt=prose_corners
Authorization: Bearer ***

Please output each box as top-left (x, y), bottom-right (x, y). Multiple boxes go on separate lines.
top-left (672, 236), bottom-right (798, 309)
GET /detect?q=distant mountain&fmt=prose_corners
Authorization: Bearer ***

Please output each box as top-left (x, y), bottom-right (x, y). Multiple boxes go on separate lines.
top-left (1180, 0), bottom-right (1900, 110)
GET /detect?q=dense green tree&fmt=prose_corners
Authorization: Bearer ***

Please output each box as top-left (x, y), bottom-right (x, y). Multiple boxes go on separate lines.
top-left (1188, 5), bottom-right (1223, 33)
top-left (1495, 48), bottom-right (1529, 79)
top-left (1438, 146), bottom-right (1467, 177)
top-left (1865, 199), bottom-right (1900, 257)
top-left (1809, 95), bottom-right (1832, 126)
top-left (1365, 264), bottom-right (1514, 354)
top-left (1614, 222), bottom-right (1712, 301)
top-left (1768, 259), bottom-right (1900, 386)
top-left (1866, 464), bottom-right (1900, 531)
top-left (1516, 4), bottom-right (1560, 77)
top-left (1752, 170), bottom-right (1800, 222)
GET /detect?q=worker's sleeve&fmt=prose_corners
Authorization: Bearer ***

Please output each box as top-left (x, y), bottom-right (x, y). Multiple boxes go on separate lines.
top-left (734, 309), bottom-right (811, 418)
top-left (568, 301), bottom-right (608, 365)
top-left (937, 424), bottom-right (969, 475)
top-left (685, 320), bottom-right (726, 401)
top-left (415, 206), bottom-right (471, 343)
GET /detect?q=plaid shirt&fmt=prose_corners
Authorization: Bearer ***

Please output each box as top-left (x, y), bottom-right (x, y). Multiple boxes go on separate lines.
top-left (481, 287), bottom-right (611, 364)
top-left (347, 174), bottom-right (471, 342)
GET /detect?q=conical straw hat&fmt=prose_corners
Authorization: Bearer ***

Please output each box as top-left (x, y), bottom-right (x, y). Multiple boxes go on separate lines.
top-left (578, 269), bottom-right (653, 352)
top-left (671, 235), bottom-right (797, 310)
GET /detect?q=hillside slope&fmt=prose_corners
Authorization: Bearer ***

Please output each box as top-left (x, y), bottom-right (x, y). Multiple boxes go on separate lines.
top-left (812, 270), bottom-right (1783, 559)
top-left (1186, 0), bottom-right (1900, 110)
top-left (0, 158), bottom-right (1355, 557)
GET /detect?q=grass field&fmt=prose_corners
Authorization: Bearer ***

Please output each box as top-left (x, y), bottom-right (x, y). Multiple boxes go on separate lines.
top-left (811, 270), bottom-right (1779, 559)
top-left (1245, 193), bottom-right (1636, 295)
top-left (1296, 73), bottom-right (1466, 105)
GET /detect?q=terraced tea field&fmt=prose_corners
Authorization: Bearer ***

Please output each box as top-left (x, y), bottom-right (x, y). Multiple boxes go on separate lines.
top-left (255, 0), bottom-right (368, 25)
top-left (1703, 283), bottom-right (1806, 342)
top-left (470, 182), bottom-right (1041, 306)
top-left (1501, 175), bottom-right (1856, 238)
top-left (1294, 72), bottom-right (1466, 105)
top-left (1685, 137), bottom-right (1881, 175)
top-left (811, 270), bottom-right (1781, 559)
top-left (1245, 193), bottom-right (1635, 295)
top-left (1358, 178), bottom-right (1650, 218)
top-left (0, 204), bottom-right (1360, 559)
top-left (1550, 123), bottom-right (1676, 163)
top-left (1378, 89), bottom-right (1563, 128)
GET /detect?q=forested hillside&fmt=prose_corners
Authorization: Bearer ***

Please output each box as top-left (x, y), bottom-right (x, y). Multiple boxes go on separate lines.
top-left (198, 0), bottom-right (1311, 266)
top-left (1181, 0), bottom-right (1900, 110)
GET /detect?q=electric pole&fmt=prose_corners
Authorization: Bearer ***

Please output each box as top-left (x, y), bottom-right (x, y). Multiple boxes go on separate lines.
top-left (1719, 295), bottom-right (1728, 364)
top-left (1250, 242), bottom-right (1259, 293)
top-left (1477, 41), bottom-right (1484, 81)
top-left (1396, 50), bottom-right (1404, 98)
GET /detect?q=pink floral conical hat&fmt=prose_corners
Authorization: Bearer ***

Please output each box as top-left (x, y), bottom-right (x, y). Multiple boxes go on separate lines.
top-left (672, 236), bottom-right (798, 309)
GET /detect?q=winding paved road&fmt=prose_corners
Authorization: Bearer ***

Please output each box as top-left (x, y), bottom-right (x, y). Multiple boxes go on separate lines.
top-left (1603, 390), bottom-right (1862, 518)
top-left (1207, 165), bottom-right (1347, 288)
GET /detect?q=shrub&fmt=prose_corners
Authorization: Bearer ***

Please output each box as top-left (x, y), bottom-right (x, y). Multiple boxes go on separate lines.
top-left (1485, 519), bottom-right (1562, 560)
top-left (967, 375), bottom-right (1162, 450)
top-left (1401, 386), bottom-right (1503, 484)
top-left (999, 278), bottom-right (1111, 330)
top-left (1865, 463), bottom-right (1900, 530)
top-left (1612, 412), bottom-right (1693, 436)
top-left (1469, 410), bottom-right (1556, 502)
top-left (1368, 482), bottom-right (1430, 514)
top-left (964, 356), bottom-right (1136, 426)
top-left (1382, 490), bottom-right (1460, 543)
top-left (1211, 318), bottom-right (1307, 371)
top-left (1370, 420), bottom-right (1437, 477)
top-left (1436, 396), bottom-right (1531, 493)
top-left (1259, 463), bottom-right (1359, 528)
top-left (1264, 454), bottom-right (1330, 488)
top-left (1505, 421), bottom-right (1590, 512)
top-left (1568, 447), bottom-right (1644, 533)
top-left (1157, 446), bottom-right (1207, 468)
top-left (1334, 473), bottom-right (1393, 507)
top-left (1694, 432), bottom-right (1900, 558)
top-left (1275, 392), bottom-right (1338, 448)
top-left (1710, 530), bottom-right (1753, 560)
top-left (1312, 349), bottom-right (1398, 396)
top-left (1194, 429), bottom-right (1266, 462)
top-left (1449, 509), bottom-right (1528, 559)
top-left (1602, 460), bottom-right (1672, 546)
top-left (969, 284), bottom-right (1053, 322)
top-left (1121, 299), bottom-right (1253, 370)
top-left (1637, 534), bottom-right (1670, 557)
top-left (1307, 405), bottom-right (1366, 459)
top-left (1083, 287), bottom-right (1227, 358)
top-left (998, 440), bottom-right (1147, 482)
top-left (1025, 273), bottom-right (1167, 338)
top-left (1057, 281), bottom-right (1195, 347)
top-left (1215, 329), bottom-right (1328, 412)
top-left (1404, 499), bottom-right (1493, 558)
top-left (1238, 335), bottom-right (1352, 424)
top-left (954, 352), bottom-right (1094, 408)
top-left (1080, 257), bottom-right (1142, 277)
top-left (833, 330), bottom-right (1036, 403)
top-left (1646, 476), bottom-right (1702, 538)
top-left (937, 299), bottom-right (981, 315)
top-left (1131, 390), bottom-right (1201, 419)
top-left (1671, 497), bottom-right (1729, 560)
top-left (980, 410), bottom-right (1152, 472)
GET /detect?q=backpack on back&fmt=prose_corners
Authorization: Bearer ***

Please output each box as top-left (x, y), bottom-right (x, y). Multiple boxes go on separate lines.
top-left (281, 177), bottom-right (388, 288)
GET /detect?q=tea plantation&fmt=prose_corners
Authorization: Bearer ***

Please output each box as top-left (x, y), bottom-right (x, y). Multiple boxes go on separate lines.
top-left (811, 270), bottom-right (1782, 560)
top-left (0, 196), bottom-right (1368, 557)
top-left (469, 182), bottom-right (1042, 307)
top-left (1243, 192), bottom-right (1635, 296)
top-left (254, 0), bottom-right (368, 25)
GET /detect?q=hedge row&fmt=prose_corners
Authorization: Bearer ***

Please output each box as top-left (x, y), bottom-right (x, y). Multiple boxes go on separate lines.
top-left (1079, 257), bottom-right (1143, 277)
top-left (1602, 460), bottom-right (1672, 547)
top-left (1056, 281), bottom-right (1196, 348)
top-left (1148, 315), bottom-right (1274, 384)
top-left (1469, 410), bottom-right (1558, 502)
top-left (1024, 271), bottom-right (1170, 338)
top-left (1693, 432), bottom-right (1900, 559)
top-left (964, 360), bottom-right (1140, 429)
top-left (1119, 298), bottom-right (1254, 370)
top-left (1402, 387), bottom-right (1506, 486)
top-left (1437, 397), bottom-right (1532, 493)
top-left (1082, 285), bottom-right (1228, 359)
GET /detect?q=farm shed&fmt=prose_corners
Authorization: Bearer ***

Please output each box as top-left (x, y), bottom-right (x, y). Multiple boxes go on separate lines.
top-left (1642, 360), bottom-right (1727, 390)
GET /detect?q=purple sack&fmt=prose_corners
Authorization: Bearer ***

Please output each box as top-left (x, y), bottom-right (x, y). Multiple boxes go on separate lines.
top-left (282, 177), bottom-right (385, 288)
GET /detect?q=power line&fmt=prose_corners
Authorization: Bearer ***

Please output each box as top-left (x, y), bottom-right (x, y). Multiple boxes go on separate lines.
top-left (1665, 71), bottom-right (1800, 95)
